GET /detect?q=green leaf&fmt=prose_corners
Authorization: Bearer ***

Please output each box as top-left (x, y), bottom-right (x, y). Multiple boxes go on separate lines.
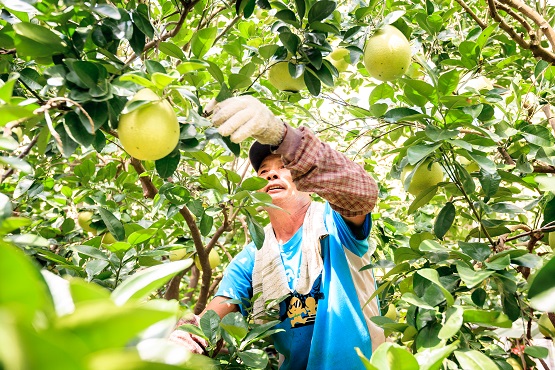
top-left (0, 73), bottom-right (18, 103)
top-left (155, 151), bottom-right (180, 178)
top-left (246, 212), bottom-right (265, 249)
top-left (191, 27), bottom-right (217, 58)
top-left (524, 345), bottom-right (549, 359)
top-left (72, 245), bottom-right (109, 260)
top-left (279, 31), bottom-right (300, 54)
top-left (528, 256), bottom-right (555, 312)
top-left (131, 10), bottom-right (154, 39)
top-left (0, 194), bottom-right (13, 222)
top-left (462, 309), bottom-right (512, 328)
top-left (401, 292), bottom-right (435, 310)
top-left (220, 311), bottom-right (249, 342)
top-left (438, 307), bottom-right (463, 340)
top-left (0, 156), bottom-right (33, 175)
top-left (198, 174), bottom-right (227, 193)
top-left (13, 22), bottom-right (66, 57)
top-left (241, 177), bottom-right (268, 191)
top-left (370, 83), bottom-right (395, 104)
top-left (471, 288), bottom-right (487, 307)
top-left (64, 112), bottom-right (95, 146)
top-left (415, 341), bottom-right (459, 370)
top-left (98, 208), bottom-right (125, 241)
top-left (199, 213), bottom-right (213, 237)
top-left (356, 347), bottom-right (379, 370)
top-left (243, 320), bottom-right (281, 345)
top-left (238, 349), bottom-right (269, 368)
top-left (7, 233), bottom-right (50, 247)
top-left (56, 299), bottom-right (178, 352)
top-left (454, 350), bottom-right (499, 370)
top-left (158, 42), bottom-right (186, 60)
top-left (304, 71), bottom-right (321, 96)
top-left (74, 159), bottom-right (96, 180)
top-left (417, 269), bottom-right (454, 306)
top-left (383, 108), bottom-right (426, 123)
top-left (295, 0), bottom-right (306, 19)
top-left (127, 229), bottom-right (157, 245)
top-left (307, 0), bottom-right (336, 23)
top-left (434, 202), bottom-right (455, 239)
top-left (369, 342), bottom-right (419, 370)
top-left (178, 323), bottom-right (209, 341)
top-left (455, 261), bottom-right (494, 289)
top-left (151, 72), bottom-right (177, 89)
top-left (0, 242), bottom-right (54, 317)
top-left (129, 24), bottom-right (145, 55)
top-left (458, 242), bottom-right (491, 262)
top-left (459, 41), bottom-right (480, 69)
top-left (403, 79), bottom-right (436, 107)
top-left (200, 309), bottom-right (221, 345)
top-left (275, 9), bottom-right (298, 24)
top-left (92, 4), bottom-right (121, 19)
top-left (415, 322), bottom-right (442, 350)
top-left (111, 259), bottom-right (192, 305)
top-left (407, 144), bottom-right (441, 165)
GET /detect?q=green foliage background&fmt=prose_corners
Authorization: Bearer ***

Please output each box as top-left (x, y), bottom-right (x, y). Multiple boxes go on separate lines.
top-left (2, 0), bottom-right (555, 368)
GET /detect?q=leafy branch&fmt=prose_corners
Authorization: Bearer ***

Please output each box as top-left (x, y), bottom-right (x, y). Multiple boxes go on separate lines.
top-left (457, 0), bottom-right (555, 63)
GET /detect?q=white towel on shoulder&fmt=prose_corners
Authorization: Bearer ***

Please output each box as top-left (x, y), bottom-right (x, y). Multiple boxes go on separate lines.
top-left (252, 202), bottom-right (328, 322)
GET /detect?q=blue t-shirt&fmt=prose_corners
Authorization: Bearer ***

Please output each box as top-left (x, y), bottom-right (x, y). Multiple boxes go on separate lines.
top-left (216, 202), bottom-right (377, 369)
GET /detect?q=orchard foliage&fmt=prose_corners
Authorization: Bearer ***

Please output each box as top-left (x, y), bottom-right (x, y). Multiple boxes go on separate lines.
top-left (2, 0), bottom-right (555, 368)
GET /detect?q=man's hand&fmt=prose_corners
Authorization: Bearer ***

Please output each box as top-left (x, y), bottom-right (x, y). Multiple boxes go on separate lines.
top-left (210, 96), bottom-right (286, 145)
top-left (168, 315), bottom-right (208, 355)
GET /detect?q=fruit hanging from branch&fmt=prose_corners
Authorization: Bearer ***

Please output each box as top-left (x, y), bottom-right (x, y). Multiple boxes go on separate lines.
top-left (363, 25), bottom-right (412, 82)
top-left (117, 88), bottom-right (180, 161)
top-left (402, 160), bottom-right (444, 196)
top-left (268, 61), bottom-right (306, 92)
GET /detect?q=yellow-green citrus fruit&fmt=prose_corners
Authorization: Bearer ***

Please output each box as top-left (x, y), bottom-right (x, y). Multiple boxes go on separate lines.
top-left (548, 232), bottom-right (555, 249)
top-left (268, 62), bottom-right (306, 92)
top-left (539, 313), bottom-right (555, 337)
top-left (118, 88), bottom-right (180, 161)
top-left (506, 358), bottom-right (523, 370)
top-left (326, 48), bottom-right (351, 72)
top-left (194, 249), bottom-right (221, 271)
top-left (402, 160), bottom-right (444, 196)
top-left (363, 25), bottom-right (411, 81)
top-left (101, 232), bottom-right (117, 245)
top-left (169, 248), bottom-right (188, 262)
top-left (458, 156), bottom-right (480, 173)
top-left (78, 211), bottom-right (96, 234)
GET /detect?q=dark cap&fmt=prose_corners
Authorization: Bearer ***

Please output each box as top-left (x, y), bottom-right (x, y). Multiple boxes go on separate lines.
top-left (248, 141), bottom-right (274, 172)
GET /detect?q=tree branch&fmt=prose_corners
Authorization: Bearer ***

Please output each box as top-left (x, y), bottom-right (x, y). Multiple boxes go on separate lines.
top-left (164, 270), bottom-right (187, 300)
top-left (128, 157), bottom-right (211, 309)
top-left (542, 104), bottom-right (555, 132)
top-left (123, 0), bottom-right (201, 67)
top-left (129, 157), bottom-right (159, 198)
top-left (498, 0), bottom-right (555, 52)
top-left (0, 135), bottom-right (39, 183)
top-left (494, 2), bottom-right (533, 34)
top-left (453, 0), bottom-right (487, 29)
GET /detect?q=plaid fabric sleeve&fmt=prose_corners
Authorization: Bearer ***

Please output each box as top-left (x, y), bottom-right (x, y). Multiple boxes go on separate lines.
top-left (275, 125), bottom-right (378, 217)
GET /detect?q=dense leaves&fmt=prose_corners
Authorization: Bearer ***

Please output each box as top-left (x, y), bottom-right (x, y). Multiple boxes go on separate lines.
top-left (2, 0), bottom-right (555, 368)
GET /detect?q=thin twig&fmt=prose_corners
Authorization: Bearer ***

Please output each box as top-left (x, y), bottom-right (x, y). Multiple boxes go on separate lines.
top-left (0, 135), bottom-right (39, 183)
top-left (498, 0), bottom-right (555, 52)
top-left (453, 0), bottom-right (487, 29)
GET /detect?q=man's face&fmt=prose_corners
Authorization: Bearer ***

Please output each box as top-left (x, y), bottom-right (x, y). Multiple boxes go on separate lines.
top-left (257, 154), bottom-right (299, 203)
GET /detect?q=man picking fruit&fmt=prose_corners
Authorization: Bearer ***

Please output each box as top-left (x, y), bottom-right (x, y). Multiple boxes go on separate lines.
top-left (170, 95), bottom-right (384, 369)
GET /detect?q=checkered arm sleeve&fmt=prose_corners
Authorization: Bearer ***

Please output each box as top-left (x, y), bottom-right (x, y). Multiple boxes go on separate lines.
top-left (275, 125), bottom-right (378, 217)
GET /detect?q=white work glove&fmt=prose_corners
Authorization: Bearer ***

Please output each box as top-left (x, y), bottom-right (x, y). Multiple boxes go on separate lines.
top-left (168, 314), bottom-right (208, 355)
top-left (209, 96), bottom-right (286, 145)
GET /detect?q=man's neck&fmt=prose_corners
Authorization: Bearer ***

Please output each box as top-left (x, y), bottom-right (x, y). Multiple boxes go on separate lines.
top-left (267, 199), bottom-right (311, 243)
